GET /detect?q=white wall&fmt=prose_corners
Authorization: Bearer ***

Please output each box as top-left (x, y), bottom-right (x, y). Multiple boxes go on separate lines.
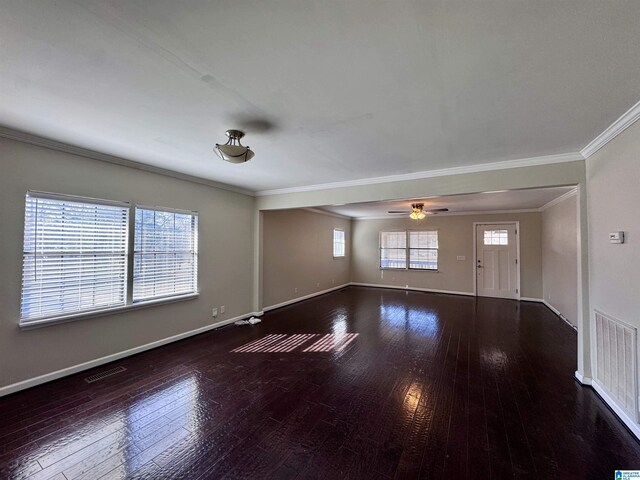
top-left (0, 137), bottom-right (255, 391)
top-left (262, 209), bottom-right (351, 308)
top-left (351, 212), bottom-right (542, 298)
top-left (587, 121), bottom-right (640, 330)
top-left (542, 193), bottom-right (578, 326)
top-left (586, 119), bottom-right (640, 431)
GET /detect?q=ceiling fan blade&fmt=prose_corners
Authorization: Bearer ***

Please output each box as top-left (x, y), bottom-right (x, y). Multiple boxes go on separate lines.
top-left (387, 211), bottom-right (409, 214)
top-left (425, 208), bottom-right (449, 212)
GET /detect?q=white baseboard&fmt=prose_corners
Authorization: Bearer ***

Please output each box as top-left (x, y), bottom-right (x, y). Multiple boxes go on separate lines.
top-left (591, 380), bottom-right (640, 440)
top-left (542, 300), bottom-right (577, 331)
top-left (521, 297), bottom-right (577, 331)
top-left (520, 296), bottom-right (543, 302)
top-left (350, 282), bottom-right (474, 297)
top-left (0, 311), bottom-right (260, 398)
top-left (575, 371), bottom-right (640, 440)
top-left (542, 299), bottom-right (561, 315)
top-left (575, 370), bottom-right (592, 385)
top-left (263, 284), bottom-right (350, 312)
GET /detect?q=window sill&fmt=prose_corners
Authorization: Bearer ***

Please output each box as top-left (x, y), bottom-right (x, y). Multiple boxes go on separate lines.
top-left (380, 268), bottom-right (440, 272)
top-left (18, 293), bottom-right (200, 330)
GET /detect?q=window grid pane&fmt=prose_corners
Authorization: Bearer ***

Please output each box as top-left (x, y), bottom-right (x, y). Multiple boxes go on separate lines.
top-left (380, 231), bottom-right (407, 269)
top-left (409, 231), bottom-right (438, 270)
top-left (333, 229), bottom-right (345, 257)
top-left (133, 208), bottom-right (198, 302)
top-left (483, 229), bottom-right (508, 245)
top-left (20, 194), bottom-right (129, 322)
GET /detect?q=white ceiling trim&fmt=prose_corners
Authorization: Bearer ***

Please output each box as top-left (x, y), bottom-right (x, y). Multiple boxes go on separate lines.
top-left (539, 187), bottom-right (577, 211)
top-left (581, 98), bottom-right (640, 158)
top-left (0, 126), bottom-right (254, 197)
top-left (255, 152), bottom-right (584, 197)
top-left (303, 207), bottom-right (352, 220)
top-left (6, 94), bottom-right (640, 198)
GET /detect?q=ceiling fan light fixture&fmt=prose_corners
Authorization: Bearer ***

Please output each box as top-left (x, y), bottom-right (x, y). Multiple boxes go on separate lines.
top-left (409, 203), bottom-right (426, 220)
top-left (214, 129), bottom-right (254, 163)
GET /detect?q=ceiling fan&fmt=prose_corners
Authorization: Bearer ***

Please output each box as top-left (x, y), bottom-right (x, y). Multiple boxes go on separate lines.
top-left (388, 203), bottom-right (449, 220)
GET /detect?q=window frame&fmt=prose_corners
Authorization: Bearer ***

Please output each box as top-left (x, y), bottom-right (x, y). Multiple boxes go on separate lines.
top-left (132, 206), bottom-right (199, 303)
top-left (379, 229), bottom-right (439, 272)
top-left (379, 230), bottom-right (408, 270)
top-left (19, 192), bottom-right (199, 329)
top-left (408, 230), bottom-right (439, 271)
top-left (333, 228), bottom-right (346, 258)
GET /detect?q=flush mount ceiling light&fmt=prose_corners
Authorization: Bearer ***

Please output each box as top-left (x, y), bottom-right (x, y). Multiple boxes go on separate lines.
top-left (214, 129), bottom-right (254, 163)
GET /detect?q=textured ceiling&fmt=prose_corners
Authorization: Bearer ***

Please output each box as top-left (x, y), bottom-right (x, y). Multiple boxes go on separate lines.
top-left (1, 1), bottom-right (639, 192)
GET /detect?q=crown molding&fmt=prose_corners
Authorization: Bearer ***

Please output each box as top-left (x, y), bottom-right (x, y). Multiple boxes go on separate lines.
top-left (539, 187), bottom-right (577, 211)
top-left (0, 126), bottom-right (254, 197)
top-left (255, 152), bottom-right (584, 197)
top-left (581, 98), bottom-right (640, 159)
top-left (302, 207), bottom-right (352, 220)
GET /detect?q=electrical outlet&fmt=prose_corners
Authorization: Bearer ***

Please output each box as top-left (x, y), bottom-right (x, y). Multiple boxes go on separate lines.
top-left (316, 282), bottom-right (320, 287)
top-left (332, 279), bottom-right (335, 284)
top-left (212, 308), bottom-right (218, 317)
top-left (220, 305), bottom-right (225, 314)
top-left (294, 287), bottom-right (298, 293)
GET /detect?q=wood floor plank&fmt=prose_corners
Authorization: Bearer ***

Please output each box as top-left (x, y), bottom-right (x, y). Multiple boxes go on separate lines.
top-left (0, 287), bottom-right (638, 479)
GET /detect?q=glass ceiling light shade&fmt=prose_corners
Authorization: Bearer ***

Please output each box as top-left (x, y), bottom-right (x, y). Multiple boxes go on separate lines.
top-left (409, 203), bottom-right (426, 220)
top-left (214, 129), bottom-right (255, 163)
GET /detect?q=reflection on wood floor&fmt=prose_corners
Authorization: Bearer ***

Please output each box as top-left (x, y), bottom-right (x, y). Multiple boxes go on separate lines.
top-left (0, 286), bottom-right (638, 479)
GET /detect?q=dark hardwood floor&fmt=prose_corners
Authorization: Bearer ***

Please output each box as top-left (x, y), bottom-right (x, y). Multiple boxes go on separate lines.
top-left (1, 286), bottom-right (638, 479)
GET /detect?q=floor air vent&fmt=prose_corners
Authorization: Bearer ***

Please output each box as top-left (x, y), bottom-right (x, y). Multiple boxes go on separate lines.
top-left (84, 366), bottom-right (127, 383)
top-left (595, 310), bottom-right (638, 421)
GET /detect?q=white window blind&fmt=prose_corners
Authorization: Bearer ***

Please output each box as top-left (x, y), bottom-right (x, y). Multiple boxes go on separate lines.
top-left (20, 192), bottom-right (129, 323)
top-left (380, 230), bottom-right (438, 270)
top-left (133, 208), bottom-right (198, 302)
top-left (333, 229), bottom-right (346, 257)
top-left (380, 231), bottom-right (407, 269)
top-left (409, 231), bottom-right (438, 270)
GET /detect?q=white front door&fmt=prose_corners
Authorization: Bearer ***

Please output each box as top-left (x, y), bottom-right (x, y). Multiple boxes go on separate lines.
top-left (475, 224), bottom-right (519, 300)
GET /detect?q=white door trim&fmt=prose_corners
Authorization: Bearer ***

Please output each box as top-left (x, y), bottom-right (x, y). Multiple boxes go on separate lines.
top-left (472, 221), bottom-right (521, 300)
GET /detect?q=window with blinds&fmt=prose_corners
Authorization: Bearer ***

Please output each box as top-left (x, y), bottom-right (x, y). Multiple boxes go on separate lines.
top-left (380, 230), bottom-right (438, 270)
top-left (380, 231), bottom-right (407, 269)
top-left (133, 208), bottom-right (198, 302)
top-left (20, 192), bottom-right (129, 323)
top-left (408, 231), bottom-right (438, 270)
top-left (333, 229), bottom-right (346, 257)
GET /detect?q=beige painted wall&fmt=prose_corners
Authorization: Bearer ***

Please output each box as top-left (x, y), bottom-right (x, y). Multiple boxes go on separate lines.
top-left (262, 209), bottom-right (351, 308)
top-left (542, 194), bottom-right (578, 326)
top-left (586, 120), bottom-right (640, 399)
top-left (0, 137), bottom-right (255, 390)
top-left (351, 212), bottom-right (542, 298)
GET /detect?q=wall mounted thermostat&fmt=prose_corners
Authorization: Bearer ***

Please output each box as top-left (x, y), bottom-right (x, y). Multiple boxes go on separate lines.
top-left (609, 231), bottom-right (625, 244)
